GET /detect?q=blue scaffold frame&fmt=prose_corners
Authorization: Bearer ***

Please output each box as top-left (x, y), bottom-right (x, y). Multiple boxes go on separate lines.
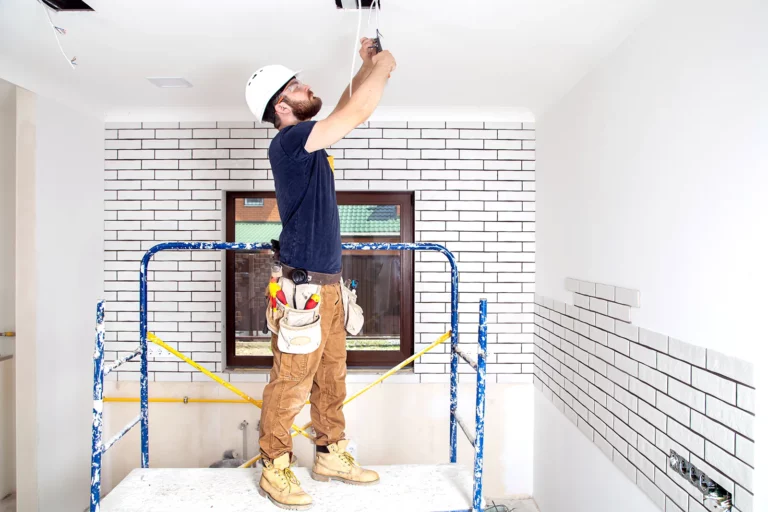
top-left (89, 242), bottom-right (488, 512)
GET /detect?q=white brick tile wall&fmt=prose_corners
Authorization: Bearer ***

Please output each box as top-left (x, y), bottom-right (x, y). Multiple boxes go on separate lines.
top-left (104, 121), bottom-right (536, 383)
top-left (534, 278), bottom-right (755, 512)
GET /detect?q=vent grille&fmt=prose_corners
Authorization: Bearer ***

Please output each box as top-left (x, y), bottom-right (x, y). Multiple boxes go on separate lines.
top-left (335, 0), bottom-right (379, 8)
top-left (41, 0), bottom-right (94, 11)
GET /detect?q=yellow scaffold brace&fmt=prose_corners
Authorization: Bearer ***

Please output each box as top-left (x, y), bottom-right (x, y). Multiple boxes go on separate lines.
top-left (140, 330), bottom-right (452, 466)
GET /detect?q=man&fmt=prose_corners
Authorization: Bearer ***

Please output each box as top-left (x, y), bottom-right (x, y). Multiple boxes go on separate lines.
top-left (245, 39), bottom-right (396, 510)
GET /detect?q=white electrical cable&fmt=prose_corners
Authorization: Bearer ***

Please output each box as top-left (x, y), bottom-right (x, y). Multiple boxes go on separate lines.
top-left (38, 0), bottom-right (77, 69)
top-left (349, 0), bottom-right (362, 99)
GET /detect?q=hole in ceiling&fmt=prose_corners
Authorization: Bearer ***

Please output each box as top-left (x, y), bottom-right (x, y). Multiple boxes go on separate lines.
top-left (40, 0), bottom-right (94, 11)
top-left (335, 0), bottom-right (380, 8)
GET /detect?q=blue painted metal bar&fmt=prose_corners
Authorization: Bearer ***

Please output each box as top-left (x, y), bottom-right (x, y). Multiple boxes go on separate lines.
top-left (137, 241), bottom-right (460, 468)
top-left (455, 412), bottom-right (476, 447)
top-left (472, 299), bottom-right (488, 512)
top-left (90, 301), bottom-right (105, 512)
top-left (101, 415), bottom-right (141, 454)
top-left (455, 347), bottom-right (478, 371)
top-left (104, 347), bottom-right (142, 376)
top-left (448, 251), bottom-right (459, 464)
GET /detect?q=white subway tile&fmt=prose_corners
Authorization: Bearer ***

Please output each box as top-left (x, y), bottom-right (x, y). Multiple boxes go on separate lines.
top-left (613, 287), bottom-right (640, 308)
top-left (705, 442), bottom-right (753, 492)
top-left (638, 328), bottom-right (668, 353)
top-left (607, 302), bottom-right (631, 323)
top-left (639, 364), bottom-right (668, 393)
top-left (737, 385), bottom-right (755, 413)
top-left (706, 349), bottom-right (754, 387)
top-left (630, 343), bottom-right (657, 369)
top-left (656, 353), bottom-right (691, 384)
top-left (668, 337), bottom-right (706, 368)
top-left (735, 435), bottom-right (754, 467)
top-left (692, 367), bottom-right (736, 404)
top-left (629, 377), bottom-right (656, 406)
top-left (667, 379), bottom-right (705, 413)
top-left (706, 396), bottom-right (753, 439)
top-left (690, 410), bottom-right (735, 453)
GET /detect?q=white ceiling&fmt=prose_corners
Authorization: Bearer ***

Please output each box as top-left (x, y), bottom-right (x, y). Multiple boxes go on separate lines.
top-left (0, 0), bottom-right (659, 121)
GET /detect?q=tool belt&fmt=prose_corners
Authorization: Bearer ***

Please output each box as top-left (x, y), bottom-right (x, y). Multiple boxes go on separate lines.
top-left (280, 263), bottom-right (342, 286)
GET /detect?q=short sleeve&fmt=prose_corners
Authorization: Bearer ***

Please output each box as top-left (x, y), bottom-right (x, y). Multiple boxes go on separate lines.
top-left (279, 121), bottom-right (317, 161)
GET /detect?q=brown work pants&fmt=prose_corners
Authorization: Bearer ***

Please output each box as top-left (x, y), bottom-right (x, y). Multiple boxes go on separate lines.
top-left (259, 282), bottom-right (347, 460)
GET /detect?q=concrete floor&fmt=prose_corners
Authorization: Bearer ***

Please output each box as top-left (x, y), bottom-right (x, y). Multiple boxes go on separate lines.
top-left (485, 498), bottom-right (540, 511)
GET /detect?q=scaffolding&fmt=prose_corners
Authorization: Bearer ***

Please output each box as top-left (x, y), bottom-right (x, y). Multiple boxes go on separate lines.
top-left (90, 242), bottom-right (488, 512)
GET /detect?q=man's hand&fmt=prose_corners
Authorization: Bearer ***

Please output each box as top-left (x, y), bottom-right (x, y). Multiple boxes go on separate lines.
top-left (359, 37), bottom-right (377, 68)
top-left (372, 50), bottom-right (396, 74)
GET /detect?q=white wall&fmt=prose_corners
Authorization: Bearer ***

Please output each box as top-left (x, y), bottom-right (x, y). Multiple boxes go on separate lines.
top-left (101, 381), bottom-right (533, 499)
top-left (0, 79), bottom-right (17, 500)
top-left (534, 392), bottom-right (657, 512)
top-left (14, 90), bottom-right (104, 511)
top-left (14, 86), bottom-right (38, 511)
top-left (535, 0), bottom-right (767, 510)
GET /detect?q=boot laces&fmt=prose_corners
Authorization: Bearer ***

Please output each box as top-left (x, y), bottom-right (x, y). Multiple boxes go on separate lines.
top-left (281, 467), bottom-right (300, 486)
top-left (340, 451), bottom-right (358, 467)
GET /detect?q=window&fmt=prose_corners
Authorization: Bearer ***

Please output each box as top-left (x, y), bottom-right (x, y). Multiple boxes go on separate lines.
top-left (243, 198), bottom-right (264, 207)
top-left (225, 192), bottom-right (414, 368)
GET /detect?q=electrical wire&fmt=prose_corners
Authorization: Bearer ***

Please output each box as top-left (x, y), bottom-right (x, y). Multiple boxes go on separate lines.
top-left (349, 0), bottom-right (363, 98)
top-left (38, 0), bottom-right (77, 68)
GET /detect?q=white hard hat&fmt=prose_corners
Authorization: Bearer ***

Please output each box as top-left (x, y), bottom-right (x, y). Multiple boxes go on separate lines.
top-left (245, 65), bottom-right (300, 123)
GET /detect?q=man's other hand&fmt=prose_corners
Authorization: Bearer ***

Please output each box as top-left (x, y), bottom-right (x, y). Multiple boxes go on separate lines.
top-left (372, 50), bottom-right (396, 74)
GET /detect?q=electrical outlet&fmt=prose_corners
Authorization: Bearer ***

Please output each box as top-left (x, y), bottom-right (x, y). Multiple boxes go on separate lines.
top-left (146, 344), bottom-right (174, 360)
top-left (669, 450), bottom-right (732, 511)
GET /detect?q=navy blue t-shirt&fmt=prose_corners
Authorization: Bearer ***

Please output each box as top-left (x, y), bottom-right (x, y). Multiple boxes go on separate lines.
top-left (269, 121), bottom-right (342, 274)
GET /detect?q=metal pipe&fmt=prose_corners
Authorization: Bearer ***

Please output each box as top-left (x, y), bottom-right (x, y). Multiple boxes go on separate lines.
top-left (448, 250), bottom-right (459, 464)
top-left (104, 348), bottom-right (141, 376)
top-left (101, 415), bottom-right (141, 454)
top-left (455, 412), bottom-right (476, 447)
top-left (139, 254), bottom-right (150, 469)
top-left (104, 397), bottom-right (257, 404)
top-left (472, 299), bottom-right (488, 512)
top-left (455, 347), bottom-right (478, 371)
top-left (90, 301), bottom-right (105, 512)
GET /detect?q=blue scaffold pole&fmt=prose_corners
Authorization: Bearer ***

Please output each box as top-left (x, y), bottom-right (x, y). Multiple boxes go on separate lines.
top-left (472, 299), bottom-right (488, 511)
top-left (90, 301), bottom-right (105, 512)
top-left (449, 250), bottom-right (459, 463)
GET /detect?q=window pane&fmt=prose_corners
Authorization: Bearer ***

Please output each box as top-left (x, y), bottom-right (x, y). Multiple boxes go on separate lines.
top-left (340, 205), bottom-right (401, 351)
top-left (233, 198), bottom-right (402, 356)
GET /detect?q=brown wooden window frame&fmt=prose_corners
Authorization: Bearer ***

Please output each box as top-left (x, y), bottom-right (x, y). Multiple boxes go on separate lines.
top-left (225, 191), bottom-right (415, 369)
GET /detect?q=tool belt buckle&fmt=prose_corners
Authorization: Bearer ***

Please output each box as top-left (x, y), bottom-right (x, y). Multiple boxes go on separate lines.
top-left (290, 268), bottom-right (309, 285)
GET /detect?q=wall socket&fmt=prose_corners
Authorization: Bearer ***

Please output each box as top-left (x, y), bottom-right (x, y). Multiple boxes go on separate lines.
top-left (669, 450), bottom-right (732, 511)
top-left (146, 343), bottom-right (174, 359)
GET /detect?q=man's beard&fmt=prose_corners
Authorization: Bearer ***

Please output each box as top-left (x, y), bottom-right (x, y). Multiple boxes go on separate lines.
top-left (285, 96), bottom-right (323, 121)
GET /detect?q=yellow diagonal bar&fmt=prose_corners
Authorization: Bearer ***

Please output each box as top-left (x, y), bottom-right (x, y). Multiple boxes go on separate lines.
top-left (240, 330), bottom-right (452, 468)
top-left (147, 332), bottom-right (312, 440)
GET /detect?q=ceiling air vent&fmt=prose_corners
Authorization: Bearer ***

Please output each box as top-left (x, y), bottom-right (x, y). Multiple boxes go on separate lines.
top-left (335, 0), bottom-right (379, 8)
top-left (41, 0), bottom-right (93, 11)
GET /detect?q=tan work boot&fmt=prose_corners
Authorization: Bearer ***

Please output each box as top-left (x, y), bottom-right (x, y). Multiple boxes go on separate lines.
top-left (258, 453), bottom-right (313, 510)
top-left (311, 440), bottom-right (380, 485)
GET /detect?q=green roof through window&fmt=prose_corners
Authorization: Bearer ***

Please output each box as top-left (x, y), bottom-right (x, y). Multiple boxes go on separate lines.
top-left (236, 205), bottom-right (400, 242)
